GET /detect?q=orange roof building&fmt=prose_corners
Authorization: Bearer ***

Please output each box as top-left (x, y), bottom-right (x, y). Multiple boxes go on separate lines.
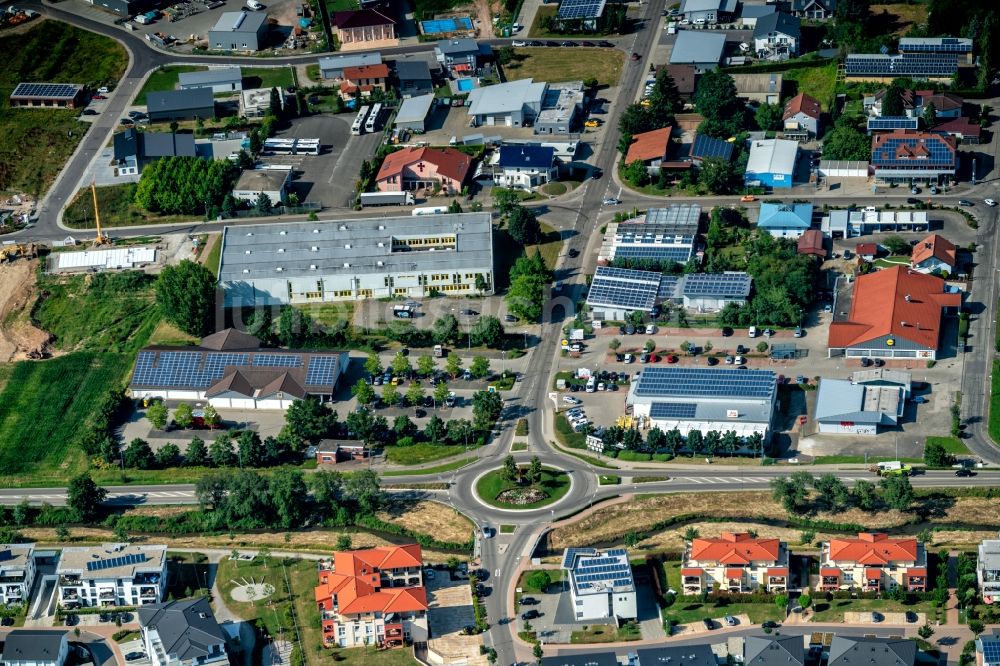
top-left (625, 127), bottom-right (672, 167)
top-left (910, 233), bottom-right (957, 275)
top-left (683, 532), bottom-right (788, 594)
top-left (827, 265), bottom-right (961, 361)
top-left (315, 545), bottom-right (428, 649)
top-left (375, 146), bottom-right (472, 195)
top-left (819, 533), bottom-right (927, 592)
top-left (782, 92), bottom-right (822, 137)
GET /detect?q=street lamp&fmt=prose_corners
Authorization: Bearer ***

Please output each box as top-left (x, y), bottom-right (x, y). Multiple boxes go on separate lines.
top-left (523, 330), bottom-right (528, 349)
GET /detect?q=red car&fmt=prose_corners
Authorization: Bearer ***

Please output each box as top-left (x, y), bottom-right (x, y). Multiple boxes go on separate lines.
top-left (631, 52), bottom-right (641, 61)
top-left (665, 355), bottom-right (678, 363)
top-left (92, 94), bottom-right (106, 100)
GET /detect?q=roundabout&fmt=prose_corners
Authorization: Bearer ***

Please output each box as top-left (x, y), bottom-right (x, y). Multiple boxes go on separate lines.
top-left (473, 464), bottom-right (573, 511)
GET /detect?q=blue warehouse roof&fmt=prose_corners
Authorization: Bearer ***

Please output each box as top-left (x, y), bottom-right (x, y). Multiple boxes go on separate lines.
top-left (758, 202), bottom-right (813, 229)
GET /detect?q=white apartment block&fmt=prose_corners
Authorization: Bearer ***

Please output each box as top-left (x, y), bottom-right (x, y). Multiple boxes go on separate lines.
top-left (562, 548), bottom-right (637, 622)
top-left (0, 544), bottom-right (36, 606)
top-left (979, 534), bottom-right (1000, 604)
top-left (57, 544), bottom-right (167, 608)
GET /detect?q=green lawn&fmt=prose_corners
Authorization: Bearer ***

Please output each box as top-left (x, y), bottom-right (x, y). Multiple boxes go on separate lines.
top-left (62, 183), bottom-right (196, 229)
top-left (517, 569), bottom-right (564, 593)
top-left (0, 353), bottom-right (131, 484)
top-left (511, 442), bottom-right (528, 451)
top-left (326, 0), bottom-right (360, 12)
top-left (0, 21), bottom-right (127, 196)
top-left (663, 600), bottom-right (784, 625)
top-left (500, 524), bottom-right (517, 533)
top-left (554, 414), bottom-right (587, 449)
top-left (242, 67), bottom-right (295, 91)
top-left (202, 236), bottom-right (223, 276)
top-left (382, 456), bottom-right (475, 475)
top-left (384, 443), bottom-right (467, 465)
top-left (926, 436), bottom-right (970, 456)
top-left (571, 623), bottom-right (641, 643)
top-left (305, 64), bottom-right (322, 83)
top-left (135, 66), bottom-right (206, 106)
top-left (809, 597), bottom-right (933, 623)
top-left (506, 46), bottom-right (624, 86)
top-left (475, 467), bottom-right (571, 509)
top-left (330, 647), bottom-right (421, 666)
top-left (781, 60), bottom-right (838, 112)
top-left (874, 255), bottom-right (911, 269)
top-left (990, 360), bottom-right (1000, 444)
top-left (811, 455), bottom-right (922, 465)
top-left (599, 474), bottom-right (620, 485)
top-left (165, 552), bottom-right (211, 600)
top-left (531, 222), bottom-right (563, 272)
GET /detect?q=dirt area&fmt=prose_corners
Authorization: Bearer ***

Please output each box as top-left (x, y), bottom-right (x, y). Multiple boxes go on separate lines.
top-left (0, 259), bottom-right (51, 362)
top-left (870, 4), bottom-right (929, 35)
top-left (377, 499), bottom-right (474, 545)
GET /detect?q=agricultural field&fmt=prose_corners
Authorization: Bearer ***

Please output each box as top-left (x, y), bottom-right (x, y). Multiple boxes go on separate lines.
top-left (0, 353), bottom-right (131, 484)
top-left (0, 20), bottom-right (127, 196)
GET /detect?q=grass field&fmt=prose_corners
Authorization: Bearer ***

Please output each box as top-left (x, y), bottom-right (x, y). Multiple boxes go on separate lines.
top-left (0, 21), bottom-right (127, 196)
top-left (305, 64), bottom-right (322, 83)
top-left (782, 61), bottom-right (838, 113)
top-left (384, 443), bottom-right (466, 465)
top-left (926, 435), bottom-right (970, 456)
top-left (381, 457), bottom-right (475, 476)
top-left (0, 353), bottom-right (130, 483)
top-left (376, 499), bottom-right (473, 545)
top-left (874, 255), bottom-right (911, 268)
top-left (242, 67), bottom-right (296, 91)
top-left (870, 3), bottom-right (929, 36)
top-left (809, 596), bottom-right (933, 623)
top-left (571, 623), bottom-right (640, 643)
top-left (811, 455), bottom-right (922, 465)
top-left (135, 66), bottom-right (206, 106)
top-left (531, 222), bottom-right (563, 272)
top-left (475, 467), bottom-right (571, 509)
top-left (201, 235), bottom-right (223, 276)
top-left (34, 270), bottom-right (160, 354)
top-left (62, 183), bottom-right (195, 229)
top-left (506, 47), bottom-right (624, 86)
top-left (991, 360), bottom-right (1000, 444)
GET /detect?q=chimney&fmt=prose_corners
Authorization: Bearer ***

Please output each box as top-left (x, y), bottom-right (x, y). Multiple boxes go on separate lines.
top-left (904, 294), bottom-right (911, 302)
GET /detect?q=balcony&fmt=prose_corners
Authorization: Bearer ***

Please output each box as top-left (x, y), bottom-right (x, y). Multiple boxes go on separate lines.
top-left (864, 579), bottom-right (881, 591)
top-left (140, 588), bottom-right (158, 599)
top-left (767, 577), bottom-right (787, 592)
top-left (820, 576), bottom-right (840, 589)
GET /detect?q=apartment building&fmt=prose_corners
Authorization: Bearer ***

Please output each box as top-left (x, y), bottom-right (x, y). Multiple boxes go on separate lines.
top-left (314, 545), bottom-right (428, 649)
top-left (57, 544), bottom-right (167, 607)
top-left (682, 532), bottom-right (790, 594)
top-left (0, 544), bottom-right (36, 606)
top-left (138, 597), bottom-right (228, 666)
top-left (978, 534), bottom-right (1000, 604)
top-left (818, 533), bottom-right (926, 592)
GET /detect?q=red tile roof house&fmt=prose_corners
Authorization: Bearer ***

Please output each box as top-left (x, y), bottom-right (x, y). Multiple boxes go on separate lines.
top-left (625, 127), bottom-right (673, 173)
top-left (338, 63), bottom-right (390, 99)
top-left (818, 533), bottom-right (927, 593)
top-left (855, 242), bottom-right (878, 261)
top-left (932, 116), bottom-right (982, 144)
top-left (376, 146), bottom-right (472, 195)
top-left (682, 532), bottom-right (790, 595)
top-left (315, 545), bottom-right (428, 648)
top-left (797, 229), bottom-right (826, 259)
top-left (827, 265), bottom-right (961, 361)
top-left (782, 92), bottom-right (822, 138)
top-left (331, 9), bottom-right (396, 48)
top-left (910, 233), bottom-right (957, 276)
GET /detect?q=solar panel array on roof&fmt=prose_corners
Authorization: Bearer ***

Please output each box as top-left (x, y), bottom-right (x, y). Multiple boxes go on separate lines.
top-left (681, 272), bottom-right (752, 298)
top-left (644, 205), bottom-right (701, 232)
top-left (690, 133), bottom-right (735, 161)
top-left (86, 553), bottom-right (147, 572)
top-left (898, 37), bottom-right (972, 53)
top-left (633, 367), bottom-right (776, 399)
top-left (557, 0), bottom-right (606, 19)
top-left (562, 547), bottom-right (596, 568)
top-left (570, 548), bottom-right (633, 591)
top-left (252, 354), bottom-right (304, 368)
top-left (867, 116), bottom-right (919, 131)
top-left (649, 402), bottom-right (698, 419)
top-left (132, 350), bottom-right (339, 388)
top-left (586, 266), bottom-right (663, 310)
top-left (306, 356), bottom-right (341, 385)
top-left (11, 83), bottom-right (81, 99)
top-left (614, 246), bottom-right (693, 263)
top-left (845, 53), bottom-right (959, 77)
top-left (981, 638), bottom-right (1000, 663)
top-left (871, 135), bottom-right (955, 168)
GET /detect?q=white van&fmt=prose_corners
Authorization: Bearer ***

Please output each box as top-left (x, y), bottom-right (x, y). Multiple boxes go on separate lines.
top-left (748, 326), bottom-right (758, 338)
top-left (586, 377), bottom-right (596, 392)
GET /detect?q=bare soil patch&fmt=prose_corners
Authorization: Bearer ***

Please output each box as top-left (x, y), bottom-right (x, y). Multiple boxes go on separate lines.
top-left (0, 259), bottom-right (51, 361)
top-left (376, 499), bottom-right (474, 544)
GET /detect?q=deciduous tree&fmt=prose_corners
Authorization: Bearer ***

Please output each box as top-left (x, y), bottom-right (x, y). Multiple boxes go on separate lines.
top-left (155, 260), bottom-right (216, 337)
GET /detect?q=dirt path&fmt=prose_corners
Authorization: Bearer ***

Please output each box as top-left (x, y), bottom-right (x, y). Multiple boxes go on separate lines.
top-left (0, 259), bottom-right (50, 362)
top-left (474, 0), bottom-right (496, 39)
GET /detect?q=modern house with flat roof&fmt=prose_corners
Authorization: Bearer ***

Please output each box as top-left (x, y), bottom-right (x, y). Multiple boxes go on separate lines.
top-left (827, 266), bottom-right (961, 360)
top-left (57, 544), bottom-right (167, 607)
top-left (814, 378), bottom-right (904, 435)
top-left (818, 533), bottom-right (926, 593)
top-left (396, 59), bottom-right (435, 97)
top-left (1, 631), bottom-right (69, 666)
top-left (139, 598), bottom-right (228, 666)
top-left (668, 31), bottom-right (726, 73)
top-left (756, 202), bottom-right (812, 238)
top-left (130, 330), bottom-right (349, 409)
top-left (683, 532), bottom-right (789, 594)
top-left (598, 205), bottom-right (700, 266)
top-left (562, 548), bottom-right (636, 621)
top-left (466, 78), bottom-right (546, 128)
top-left (625, 366), bottom-right (777, 439)
top-left (146, 89), bottom-right (215, 122)
top-left (978, 535), bottom-right (1000, 604)
top-left (745, 138), bottom-right (798, 189)
top-left (178, 68), bottom-right (243, 93)
top-left (318, 52), bottom-right (383, 79)
top-left (0, 544), bottom-right (36, 606)
top-left (823, 209), bottom-right (928, 237)
top-left (232, 168), bottom-right (292, 205)
top-left (207, 11), bottom-right (268, 52)
top-left (219, 213), bottom-right (495, 306)
top-left (977, 630), bottom-right (1000, 666)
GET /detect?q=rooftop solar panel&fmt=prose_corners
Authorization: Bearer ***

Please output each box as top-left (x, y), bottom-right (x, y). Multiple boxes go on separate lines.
top-left (306, 356), bottom-right (340, 386)
top-left (649, 402), bottom-right (698, 419)
top-left (613, 246), bottom-right (693, 263)
top-left (557, 0), bottom-right (606, 19)
top-left (690, 133), bottom-right (735, 161)
top-left (633, 367), bottom-right (776, 400)
top-left (845, 53), bottom-right (959, 77)
top-left (681, 272), bottom-right (752, 298)
top-left (867, 116), bottom-right (919, 131)
top-left (86, 553), bottom-right (147, 572)
top-left (586, 266), bottom-right (664, 310)
top-left (11, 82), bottom-right (82, 99)
top-left (871, 134), bottom-right (955, 168)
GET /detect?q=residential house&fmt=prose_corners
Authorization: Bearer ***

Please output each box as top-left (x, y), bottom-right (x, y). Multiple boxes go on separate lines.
top-left (753, 12), bottom-right (800, 60)
top-left (318, 53), bottom-right (383, 80)
top-left (797, 229), bottom-right (826, 259)
top-left (145, 89), bottom-right (215, 122)
top-left (730, 72), bottom-right (783, 104)
top-left (870, 88), bottom-right (963, 119)
top-left (232, 168), bottom-right (291, 205)
top-left (339, 63), bottom-right (390, 99)
top-left (375, 146), bottom-right (472, 194)
top-left (240, 88), bottom-right (278, 119)
top-left (756, 202), bottom-right (812, 238)
top-left (827, 637), bottom-right (915, 666)
top-left (434, 39), bottom-right (482, 77)
top-left (635, 646), bottom-right (717, 666)
top-left (739, 4), bottom-right (776, 28)
top-left (910, 233), bottom-right (957, 275)
top-left (814, 378), bottom-right (904, 435)
top-left (331, 9), bottom-right (396, 48)
top-left (790, 0), bottom-right (834, 19)
top-left (1, 631), bottom-right (69, 666)
top-left (534, 81), bottom-right (585, 135)
top-left (314, 545), bottom-right (428, 648)
top-left (466, 79), bottom-right (546, 128)
top-left (207, 11), bottom-right (269, 52)
top-left (869, 130), bottom-right (957, 184)
top-left (933, 117), bottom-right (981, 144)
top-left (496, 145), bottom-right (557, 189)
top-left (744, 635), bottom-right (805, 666)
top-left (679, 0), bottom-right (738, 24)
top-left (855, 242), bottom-right (878, 261)
top-left (542, 654), bottom-right (621, 666)
top-left (113, 129), bottom-right (197, 176)
top-left (396, 59), bottom-right (435, 98)
top-left (669, 31), bottom-right (726, 73)
top-left (10, 83), bottom-right (83, 109)
top-left (562, 548), bottom-right (636, 621)
top-left (57, 544), bottom-right (167, 607)
top-left (977, 630), bottom-right (1000, 666)
top-left (178, 68), bottom-right (242, 93)
top-left (682, 532), bottom-right (790, 595)
top-left (977, 534), bottom-right (1000, 604)
top-left (782, 92), bottom-right (821, 139)
top-left (827, 266), bottom-right (961, 360)
top-left (659, 64), bottom-right (697, 98)
top-left (315, 440), bottom-right (366, 465)
top-left (138, 597), bottom-right (228, 666)
top-left (818, 533), bottom-right (927, 592)
top-left (625, 127), bottom-right (672, 172)
top-left (0, 544), bottom-right (36, 606)
top-left (745, 138), bottom-right (798, 189)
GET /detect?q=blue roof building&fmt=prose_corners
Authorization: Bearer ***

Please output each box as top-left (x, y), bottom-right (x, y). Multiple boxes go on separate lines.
top-left (757, 202), bottom-right (813, 238)
top-left (745, 139), bottom-right (798, 189)
top-left (496, 145), bottom-right (556, 190)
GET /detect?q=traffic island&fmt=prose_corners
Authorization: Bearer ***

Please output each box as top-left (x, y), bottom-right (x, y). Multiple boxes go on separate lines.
top-left (474, 465), bottom-right (571, 510)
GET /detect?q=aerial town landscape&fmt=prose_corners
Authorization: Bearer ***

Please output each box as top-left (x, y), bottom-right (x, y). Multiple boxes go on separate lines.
top-left (1, 0), bottom-right (1000, 665)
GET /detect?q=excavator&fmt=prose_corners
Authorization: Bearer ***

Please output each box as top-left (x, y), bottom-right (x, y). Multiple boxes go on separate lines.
top-left (91, 179), bottom-right (111, 246)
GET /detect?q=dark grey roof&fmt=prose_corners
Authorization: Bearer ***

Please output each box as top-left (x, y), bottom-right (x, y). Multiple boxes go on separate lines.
top-left (2, 630), bottom-right (67, 663)
top-left (741, 4), bottom-right (777, 18)
top-left (146, 88), bottom-right (214, 114)
top-left (396, 59), bottom-right (432, 81)
top-left (636, 645), bottom-right (717, 666)
top-left (745, 635), bottom-right (805, 666)
top-left (142, 132), bottom-right (197, 158)
top-left (138, 598), bottom-right (226, 663)
top-left (753, 11), bottom-right (800, 39)
top-left (114, 128), bottom-right (140, 161)
top-left (542, 653), bottom-right (619, 666)
top-left (827, 637), bottom-right (916, 666)
top-left (791, 0), bottom-right (834, 11)
top-left (436, 38), bottom-right (479, 55)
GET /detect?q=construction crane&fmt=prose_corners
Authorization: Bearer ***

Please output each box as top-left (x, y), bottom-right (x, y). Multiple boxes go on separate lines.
top-left (91, 179), bottom-right (111, 246)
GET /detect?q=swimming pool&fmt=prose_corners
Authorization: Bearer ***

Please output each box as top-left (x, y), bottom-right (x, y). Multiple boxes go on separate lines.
top-left (456, 78), bottom-right (475, 92)
top-left (421, 16), bottom-right (474, 34)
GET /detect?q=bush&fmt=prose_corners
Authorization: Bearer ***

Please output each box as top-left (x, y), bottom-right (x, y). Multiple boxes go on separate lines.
top-left (526, 570), bottom-right (552, 592)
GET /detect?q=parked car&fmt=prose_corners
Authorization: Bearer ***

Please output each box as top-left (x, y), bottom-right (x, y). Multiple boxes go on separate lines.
top-left (603, 197), bottom-right (621, 205)
top-left (959, 199), bottom-right (974, 206)
top-left (906, 197), bottom-right (920, 204)
top-left (665, 355), bottom-right (678, 363)
top-left (520, 597), bottom-right (539, 606)
top-left (623, 353), bottom-right (634, 363)
top-left (871, 612), bottom-right (884, 623)
top-left (568, 247), bottom-right (579, 257)
top-left (625, 324), bottom-right (636, 335)
top-left (82, 109), bottom-right (99, 115)
top-left (986, 199), bottom-right (998, 207)
top-left (640, 353), bottom-right (650, 363)
top-left (706, 356), bottom-right (719, 366)
top-left (702, 618), bottom-right (714, 630)
top-left (598, 41), bottom-right (615, 47)
top-left (561, 40), bottom-right (578, 46)
top-left (956, 467), bottom-right (976, 477)
top-left (125, 654), bottom-right (145, 662)
top-left (461, 309), bottom-right (479, 316)
top-left (725, 355), bottom-right (735, 364)
top-left (724, 615), bottom-right (737, 626)
top-left (505, 314), bottom-right (517, 322)
top-left (512, 40), bottom-right (527, 46)
top-left (563, 395), bottom-right (581, 404)
top-left (1, 617), bottom-right (14, 626)
top-left (905, 611), bottom-right (918, 623)
top-left (631, 52), bottom-right (641, 61)
top-left (522, 609), bottom-right (541, 620)
top-left (740, 195), bottom-right (757, 202)
top-left (761, 620), bottom-right (779, 629)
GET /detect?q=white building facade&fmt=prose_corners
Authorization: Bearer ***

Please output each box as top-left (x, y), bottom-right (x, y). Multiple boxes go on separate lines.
top-left (57, 544), bottom-right (167, 608)
top-left (562, 548), bottom-right (637, 622)
top-left (0, 544), bottom-right (36, 606)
